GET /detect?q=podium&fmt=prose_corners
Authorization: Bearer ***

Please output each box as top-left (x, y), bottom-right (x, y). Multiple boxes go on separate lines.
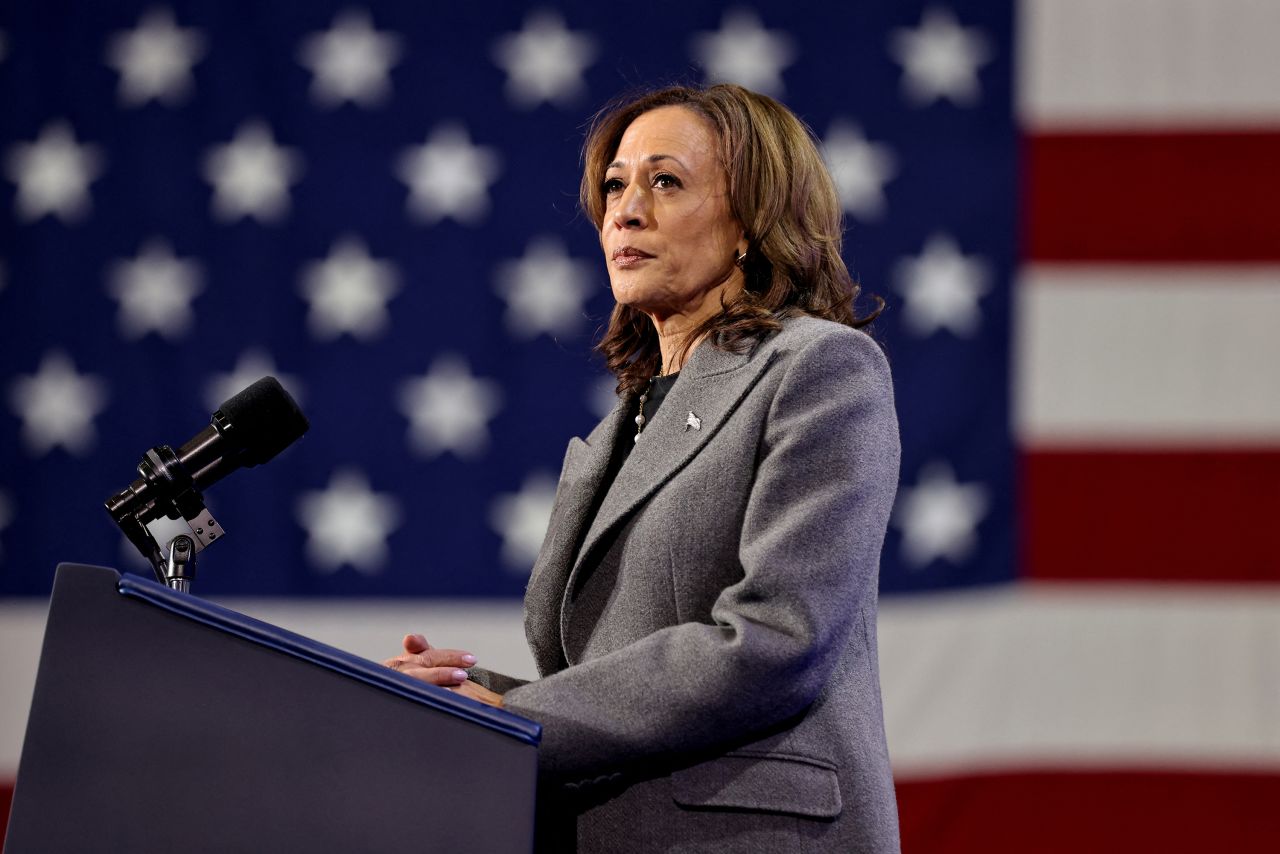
top-left (4, 564), bottom-right (540, 853)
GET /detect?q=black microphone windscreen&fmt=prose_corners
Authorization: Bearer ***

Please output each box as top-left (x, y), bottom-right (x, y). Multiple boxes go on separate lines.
top-left (214, 376), bottom-right (309, 466)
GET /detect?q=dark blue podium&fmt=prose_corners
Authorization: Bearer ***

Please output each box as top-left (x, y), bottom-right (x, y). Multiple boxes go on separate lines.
top-left (4, 564), bottom-right (539, 853)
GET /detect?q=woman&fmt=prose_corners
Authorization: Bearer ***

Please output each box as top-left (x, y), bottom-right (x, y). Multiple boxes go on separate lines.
top-left (385, 83), bottom-right (901, 853)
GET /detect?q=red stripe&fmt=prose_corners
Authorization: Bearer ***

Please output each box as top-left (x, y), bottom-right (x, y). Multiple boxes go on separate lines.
top-left (896, 769), bottom-right (1280, 853)
top-left (8, 773), bottom-right (1279, 849)
top-left (1, 781), bottom-right (10, 849)
top-left (1022, 450), bottom-right (1280, 582)
top-left (1023, 132), bottom-right (1280, 262)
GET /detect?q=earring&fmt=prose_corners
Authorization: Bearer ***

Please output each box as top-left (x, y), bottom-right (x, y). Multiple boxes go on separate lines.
top-left (734, 249), bottom-right (747, 268)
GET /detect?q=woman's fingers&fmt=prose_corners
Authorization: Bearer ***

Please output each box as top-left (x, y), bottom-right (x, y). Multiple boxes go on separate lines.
top-left (383, 637), bottom-right (478, 687)
top-left (391, 662), bottom-right (471, 686)
top-left (382, 646), bottom-right (476, 682)
top-left (449, 680), bottom-right (504, 708)
top-left (401, 633), bottom-right (431, 654)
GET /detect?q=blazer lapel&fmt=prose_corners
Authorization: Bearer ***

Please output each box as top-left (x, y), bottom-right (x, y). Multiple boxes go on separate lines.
top-left (559, 340), bottom-right (779, 656)
top-left (523, 395), bottom-right (630, 675)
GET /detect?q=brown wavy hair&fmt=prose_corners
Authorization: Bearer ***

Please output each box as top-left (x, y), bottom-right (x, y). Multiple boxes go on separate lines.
top-left (582, 83), bottom-right (881, 394)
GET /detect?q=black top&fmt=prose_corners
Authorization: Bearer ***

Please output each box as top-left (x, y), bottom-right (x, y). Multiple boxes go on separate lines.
top-left (583, 372), bottom-right (681, 555)
top-left (617, 372), bottom-right (680, 466)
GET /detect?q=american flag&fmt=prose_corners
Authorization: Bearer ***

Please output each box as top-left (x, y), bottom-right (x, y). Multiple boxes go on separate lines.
top-left (2, 1), bottom-right (1277, 849)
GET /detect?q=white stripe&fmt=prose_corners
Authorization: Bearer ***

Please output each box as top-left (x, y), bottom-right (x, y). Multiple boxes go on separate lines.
top-left (6, 588), bottom-right (1280, 780)
top-left (879, 583), bottom-right (1280, 777)
top-left (1018, 0), bottom-right (1280, 128)
top-left (1014, 266), bottom-right (1280, 446)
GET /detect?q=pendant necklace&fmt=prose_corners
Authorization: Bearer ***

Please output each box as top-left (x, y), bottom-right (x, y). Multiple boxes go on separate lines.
top-left (634, 371), bottom-right (662, 443)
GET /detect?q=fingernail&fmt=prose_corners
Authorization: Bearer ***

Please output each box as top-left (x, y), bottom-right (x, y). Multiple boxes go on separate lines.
top-left (452, 669), bottom-right (468, 682)
top-left (461, 654), bottom-right (477, 665)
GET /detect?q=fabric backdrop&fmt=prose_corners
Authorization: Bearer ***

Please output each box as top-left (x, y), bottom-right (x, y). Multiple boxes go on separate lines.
top-left (1, 1), bottom-right (1277, 849)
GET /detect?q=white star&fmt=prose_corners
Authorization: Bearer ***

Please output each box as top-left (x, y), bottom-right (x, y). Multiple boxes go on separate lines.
top-left (397, 355), bottom-right (502, 459)
top-left (8, 352), bottom-right (109, 457)
top-left (821, 121), bottom-right (896, 221)
top-left (299, 235), bottom-right (400, 340)
top-left (894, 461), bottom-right (988, 568)
top-left (297, 9), bottom-right (402, 108)
top-left (491, 10), bottom-right (597, 109)
top-left (106, 238), bottom-right (204, 340)
top-left (889, 7), bottom-right (992, 107)
top-left (296, 468), bottom-right (402, 575)
top-left (118, 533), bottom-right (156, 572)
top-left (588, 375), bottom-right (620, 420)
top-left (690, 9), bottom-right (795, 97)
top-left (203, 350), bottom-right (304, 413)
top-left (493, 236), bottom-right (595, 339)
top-left (202, 121), bottom-right (303, 223)
top-left (0, 490), bottom-right (13, 561)
top-left (489, 471), bottom-right (558, 573)
top-left (105, 7), bottom-right (206, 106)
top-left (4, 121), bottom-right (104, 223)
top-left (396, 124), bottom-right (501, 225)
top-left (894, 233), bottom-right (990, 337)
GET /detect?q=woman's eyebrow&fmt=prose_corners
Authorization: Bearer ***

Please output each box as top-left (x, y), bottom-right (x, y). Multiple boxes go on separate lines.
top-left (605, 154), bottom-right (688, 172)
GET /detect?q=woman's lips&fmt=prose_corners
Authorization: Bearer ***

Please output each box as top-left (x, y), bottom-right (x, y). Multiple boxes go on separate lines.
top-left (612, 247), bottom-right (654, 267)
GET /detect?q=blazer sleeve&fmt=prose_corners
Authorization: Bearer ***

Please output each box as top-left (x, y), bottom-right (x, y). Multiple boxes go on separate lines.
top-left (501, 327), bottom-right (901, 777)
top-left (466, 666), bottom-right (529, 695)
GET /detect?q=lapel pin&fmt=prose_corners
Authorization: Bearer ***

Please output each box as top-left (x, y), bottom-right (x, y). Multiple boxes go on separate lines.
top-left (685, 411), bottom-right (701, 431)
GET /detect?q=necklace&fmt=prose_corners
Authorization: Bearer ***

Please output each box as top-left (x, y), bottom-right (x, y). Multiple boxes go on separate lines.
top-left (634, 375), bottom-right (658, 443)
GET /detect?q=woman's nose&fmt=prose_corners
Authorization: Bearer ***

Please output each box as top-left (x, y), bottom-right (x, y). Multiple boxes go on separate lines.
top-left (611, 185), bottom-right (649, 229)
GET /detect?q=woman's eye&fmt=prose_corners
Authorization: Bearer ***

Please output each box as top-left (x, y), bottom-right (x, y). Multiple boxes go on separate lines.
top-left (602, 177), bottom-right (623, 194)
top-left (654, 173), bottom-right (680, 189)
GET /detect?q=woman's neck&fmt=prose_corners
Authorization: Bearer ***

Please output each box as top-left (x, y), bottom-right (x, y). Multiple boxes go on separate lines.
top-left (645, 277), bottom-right (742, 375)
top-left (653, 325), bottom-right (699, 376)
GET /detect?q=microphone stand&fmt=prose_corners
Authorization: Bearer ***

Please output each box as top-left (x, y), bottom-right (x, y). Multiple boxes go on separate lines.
top-left (106, 445), bottom-right (227, 593)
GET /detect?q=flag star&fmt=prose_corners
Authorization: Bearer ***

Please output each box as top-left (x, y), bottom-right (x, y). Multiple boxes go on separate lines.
top-left (491, 10), bottom-right (597, 109)
top-left (4, 121), bottom-right (104, 223)
top-left (106, 238), bottom-right (204, 340)
top-left (8, 352), bottom-right (109, 457)
top-left (494, 236), bottom-right (595, 339)
top-left (821, 121), bottom-right (896, 221)
top-left (397, 355), bottom-right (502, 459)
top-left (894, 233), bottom-right (990, 337)
top-left (105, 7), bottom-right (206, 107)
top-left (297, 9), bottom-right (402, 108)
top-left (204, 350), bottom-right (304, 413)
top-left (588, 375), bottom-right (620, 420)
top-left (296, 468), bottom-right (402, 575)
top-left (690, 9), bottom-right (795, 97)
top-left (894, 461), bottom-right (988, 568)
top-left (396, 124), bottom-right (501, 225)
top-left (299, 235), bottom-right (400, 340)
top-left (489, 471), bottom-right (558, 573)
top-left (202, 121), bottom-right (303, 223)
top-left (118, 533), bottom-right (156, 572)
top-left (889, 6), bottom-right (992, 107)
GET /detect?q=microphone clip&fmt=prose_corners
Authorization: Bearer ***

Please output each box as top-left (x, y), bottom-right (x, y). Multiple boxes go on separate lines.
top-left (110, 444), bottom-right (228, 592)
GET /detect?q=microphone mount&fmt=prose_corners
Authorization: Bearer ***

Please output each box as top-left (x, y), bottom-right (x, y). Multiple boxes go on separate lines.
top-left (107, 443), bottom-right (227, 591)
top-left (104, 375), bottom-right (309, 593)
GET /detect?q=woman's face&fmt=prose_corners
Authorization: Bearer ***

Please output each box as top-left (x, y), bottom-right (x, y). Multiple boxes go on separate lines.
top-left (600, 106), bottom-right (746, 324)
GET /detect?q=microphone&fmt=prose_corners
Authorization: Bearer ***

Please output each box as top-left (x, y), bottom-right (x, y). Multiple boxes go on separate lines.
top-left (105, 376), bottom-right (309, 582)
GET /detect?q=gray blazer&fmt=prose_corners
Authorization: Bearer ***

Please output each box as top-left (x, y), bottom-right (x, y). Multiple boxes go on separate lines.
top-left (479, 315), bottom-right (901, 853)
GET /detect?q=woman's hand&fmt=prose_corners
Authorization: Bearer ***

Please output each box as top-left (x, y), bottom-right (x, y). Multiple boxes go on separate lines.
top-left (382, 632), bottom-right (475, 687)
top-left (451, 679), bottom-right (505, 709)
top-left (382, 633), bottom-right (504, 708)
